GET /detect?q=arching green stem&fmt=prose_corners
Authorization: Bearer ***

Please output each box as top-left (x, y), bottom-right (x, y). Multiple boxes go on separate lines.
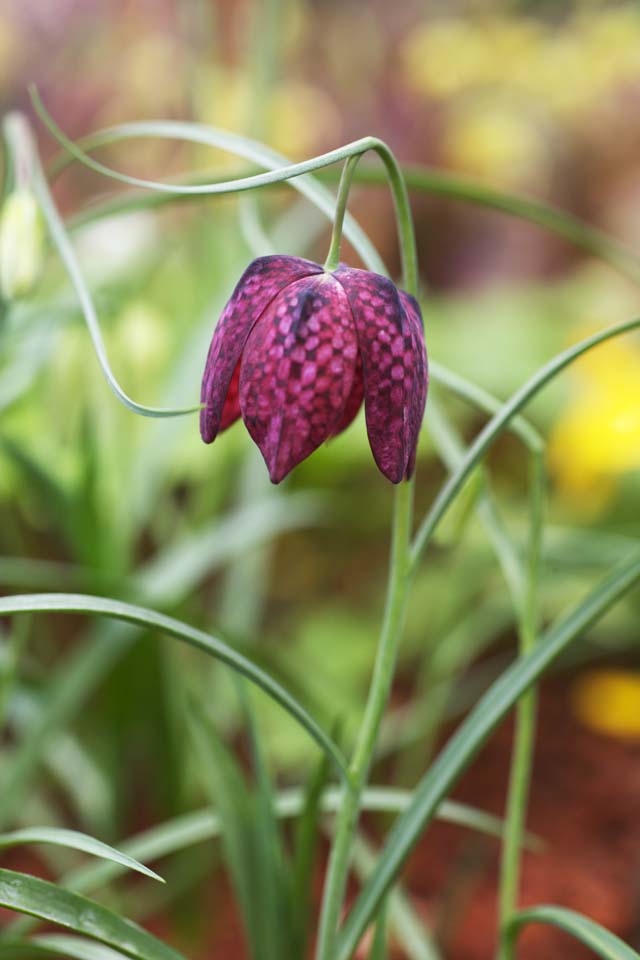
top-left (324, 156), bottom-right (361, 272)
top-left (30, 87), bottom-right (418, 294)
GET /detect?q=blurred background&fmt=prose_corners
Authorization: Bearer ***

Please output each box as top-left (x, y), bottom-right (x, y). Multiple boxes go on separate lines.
top-left (0, 1), bottom-right (639, 958)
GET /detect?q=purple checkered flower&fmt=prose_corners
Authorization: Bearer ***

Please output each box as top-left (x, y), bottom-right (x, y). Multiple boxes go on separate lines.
top-left (200, 255), bottom-right (428, 483)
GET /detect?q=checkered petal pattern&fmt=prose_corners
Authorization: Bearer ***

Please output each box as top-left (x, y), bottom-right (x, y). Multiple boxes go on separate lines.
top-left (334, 265), bottom-right (427, 482)
top-left (239, 274), bottom-right (359, 482)
top-left (200, 255), bottom-right (321, 442)
top-left (200, 255), bottom-right (428, 483)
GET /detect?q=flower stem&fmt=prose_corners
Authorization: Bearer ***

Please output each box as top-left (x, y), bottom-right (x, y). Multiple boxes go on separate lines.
top-left (324, 155), bottom-right (361, 272)
top-left (315, 479), bottom-right (414, 960)
top-left (497, 450), bottom-right (545, 960)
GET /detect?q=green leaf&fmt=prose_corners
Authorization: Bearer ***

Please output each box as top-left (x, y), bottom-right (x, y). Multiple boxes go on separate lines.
top-left (0, 621), bottom-right (132, 828)
top-left (290, 741), bottom-right (333, 957)
top-left (235, 682), bottom-right (291, 960)
top-left (2, 934), bottom-right (132, 960)
top-left (187, 703), bottom-right (260, 956)
top-left (337, 551), bottom-right (640, 959)
top-left (0, 870), bottom-right (185, 960)
top-left (0, 828), bottom-right (162, 883)
top-left (0, 593), bottom-right (349, 782)
top-left (368, 901), bottom-right (389, 960)
top-left (1, 112), bottom-right (199, 420)
top-left (411, 315), bottom-right (640, 569)
top-left (507, 905), bottom-right (640, 960)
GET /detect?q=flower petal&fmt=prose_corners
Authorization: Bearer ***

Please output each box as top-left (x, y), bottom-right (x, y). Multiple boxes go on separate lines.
top-left (200, 255), bottom-right (322, 442)
top-left (219, 361), bottom-right (241, 431)
top-left (331, 357), bottom-right (364, 436)
top-left (398, 291), bottom-right (428, 478)
top-left (239, 274), bottom-right (358, 483)
top-left (334, 266), bottom-right (428, 482)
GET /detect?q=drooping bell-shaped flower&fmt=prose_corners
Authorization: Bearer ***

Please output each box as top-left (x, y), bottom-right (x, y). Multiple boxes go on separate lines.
top-left (200, 255), bottom-right (428, 483)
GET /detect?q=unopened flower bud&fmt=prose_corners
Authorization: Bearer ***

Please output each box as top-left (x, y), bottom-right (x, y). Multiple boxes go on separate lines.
top-left (0, 187), bottom-right (44, 301)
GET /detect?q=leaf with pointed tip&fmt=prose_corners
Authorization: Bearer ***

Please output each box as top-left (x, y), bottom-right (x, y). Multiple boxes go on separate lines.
top-left (507, 905), bottom-right (640, 960)
top-left (0, 828), bottom-right (162, 883)
top-left (0, 871), bottom-right (185, 960)
top-left (0, 593), bottom-right (349, 782)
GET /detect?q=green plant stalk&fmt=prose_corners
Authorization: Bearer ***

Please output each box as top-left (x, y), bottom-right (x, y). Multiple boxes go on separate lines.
top-left (315, 479), bottom-right (414, 960)
top-left (30, 89), bottom-right (418, 294)
top-left (315, 143), bottom-right (419, 957)
top-left (324, 156), bottom-right (361, 272)
top-left (58, 161), bottom-right (640, 288)
top-left (0, 617), bottom-right (28, 733)
top-left (497, 450), bottom-right (545, 960)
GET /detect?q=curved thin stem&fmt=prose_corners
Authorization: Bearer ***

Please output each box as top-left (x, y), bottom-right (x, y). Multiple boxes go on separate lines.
top-left (2, 113), bottom-right (200, 419)
top-left (30, 87), bottom-right (418, 292)
top-left (315, 481), bottom-right (414, 960)
top-left (58, 162), bottom-right (640, 288)
top-left (410, 315), bottom-right (640, 571)
top-left (497, 450), bottom-right (545, 960)
top-left (324, 156), bottom-right (361, 272)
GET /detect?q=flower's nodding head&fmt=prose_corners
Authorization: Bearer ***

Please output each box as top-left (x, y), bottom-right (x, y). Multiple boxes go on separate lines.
top-left (200, 255), bottom-right (428, 483)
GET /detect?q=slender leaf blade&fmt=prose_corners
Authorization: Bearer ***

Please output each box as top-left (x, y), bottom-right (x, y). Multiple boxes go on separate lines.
top-left (0, 594), bottom-right (348, 782)
top-left (0, 828), bottom-right (162, 883)
top-left (0, 870), bottom-right (185, 960)
top-left (337, 552), bottom-right (640, 959)
top-left (508, 905), bottom-right (640, 960)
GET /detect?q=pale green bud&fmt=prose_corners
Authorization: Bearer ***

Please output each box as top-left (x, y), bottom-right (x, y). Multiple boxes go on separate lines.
top-left (0, 187), bottom-right (44, 301)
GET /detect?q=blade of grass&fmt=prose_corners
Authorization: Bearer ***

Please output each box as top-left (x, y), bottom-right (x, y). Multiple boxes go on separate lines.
top-left (290, 748), bottom-right (333, 958)
top-left (411, 316), bottom-right (640, 570)
top-left (0, 828), bottom-right (162, 883)
top-left (61, 161), bottom-right (640, 286)
top-left (33, 99), bottom-right (386, 277)
top-left (0, 934), bottom-right (131, 960)
top-left (233, 680), bottom-right (291, 960)
top-left (0, 871), bottom-right (186, 960)
top-left (350, 833), bottom-right (441, 960)
top-left (337, 550), bottom-right (640, 959)
top-left (2, 113), bottom-right (200, 419)
top-left (187, 702), bottom-right (260, 958)
top-left (506, 905), bottom-right (640, 960)
top-left (0, 593), bottom-right (349, 781)
top-left (368, 902), bottom-right (389, 960)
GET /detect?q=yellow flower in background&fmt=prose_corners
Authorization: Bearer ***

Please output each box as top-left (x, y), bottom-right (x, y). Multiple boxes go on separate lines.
top-left (548, 326), bottom-right (640, 509)
top-left (403, 19), bottom-right (492, 98)
top-left (196, 68), bottom-right (339, 158)
top-left (443, 97), bottom-right (549, 186)
top-left (572, 670), bottom-right (640, 739)
top-left (402, 7), bottom-right (640, 136)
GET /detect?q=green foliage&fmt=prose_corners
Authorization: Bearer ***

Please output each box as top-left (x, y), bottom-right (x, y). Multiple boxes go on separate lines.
top-left (1, 46), bottom-right (639, 960)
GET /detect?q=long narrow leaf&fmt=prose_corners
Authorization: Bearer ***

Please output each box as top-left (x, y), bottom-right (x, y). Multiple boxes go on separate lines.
top-left (0, 594), bottom-right (348, 781)
top-left (507, 905), bottom-right (640, 960)
top-left (2, 113), bottom-right (199, 419)
top-left (0, 870), bottom-right (185, 960)
top-left (0, 828), bottom-right (162, 883)
top-left (0, 934), bottom-right (131, 960)
top-left (32, 93), bottom-right (386, 276)
top-left (337, 551), bottom-right (640, 959)
top-left (411, 316), bottom-right (640, 569)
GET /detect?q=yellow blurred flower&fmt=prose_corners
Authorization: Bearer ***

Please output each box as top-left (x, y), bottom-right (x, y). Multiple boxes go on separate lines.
top-left (196, 68), bottom-right (339, 158)
top-left (548, 325), bottom-right (640, 508)
top-left (403, 19), bottom-right (493, 98)
top-left (443, 97), bottom-right (548, 186)
top-left (572, 669), bottom-right (640, 739)
top-left (403, 8), bottom-right (640, 125)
